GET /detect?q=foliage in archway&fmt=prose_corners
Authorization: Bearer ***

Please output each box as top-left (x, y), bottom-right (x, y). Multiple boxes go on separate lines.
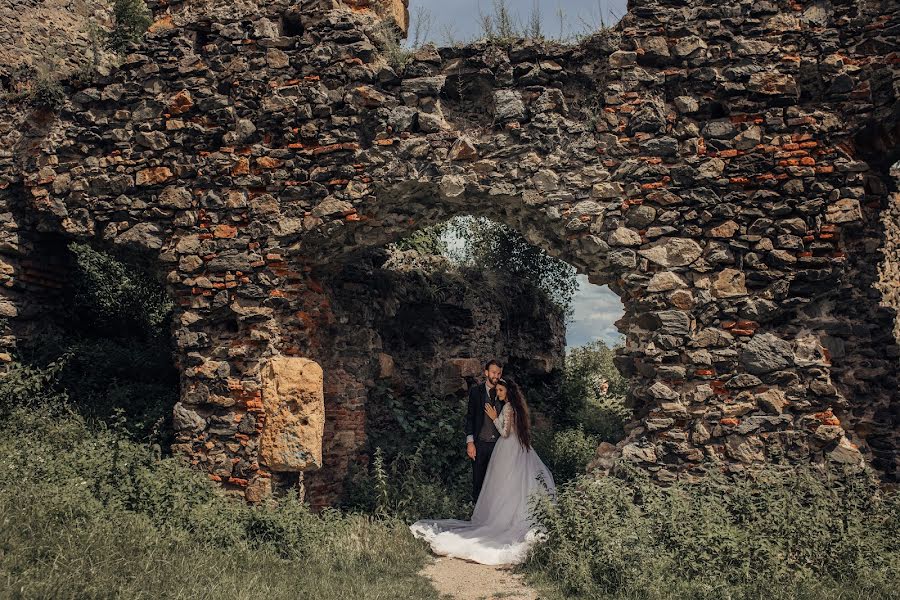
top-left (393, 216), bottom-right (579, 317)
top-left (13, 242), bottom-right (178, 442)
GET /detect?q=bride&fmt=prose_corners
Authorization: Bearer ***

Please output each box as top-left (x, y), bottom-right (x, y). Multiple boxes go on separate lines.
top-left (410, 377), bottom-right (557, 565)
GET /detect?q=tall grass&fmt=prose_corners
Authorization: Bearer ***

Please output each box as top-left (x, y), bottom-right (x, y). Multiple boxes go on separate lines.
top-left (525, 463), bottom-right (900, 600)
top-left (0, 399), bottom-right (440, 599)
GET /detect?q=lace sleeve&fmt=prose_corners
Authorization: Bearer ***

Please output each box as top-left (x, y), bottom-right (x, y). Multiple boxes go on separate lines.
top-left (493, 404), bottom-right (513, 438)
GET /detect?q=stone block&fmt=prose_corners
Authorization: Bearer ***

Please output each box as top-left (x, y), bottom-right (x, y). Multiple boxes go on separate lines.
top-left (259, 356), bottom-right (325, 472)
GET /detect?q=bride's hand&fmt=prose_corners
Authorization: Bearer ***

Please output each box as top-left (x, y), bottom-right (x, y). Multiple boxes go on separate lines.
top-left (484, 403), bottom-right (497, 420)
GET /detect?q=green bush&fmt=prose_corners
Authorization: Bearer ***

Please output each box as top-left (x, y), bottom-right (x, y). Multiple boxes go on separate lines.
top-left (65, 242), bottom-right (173, 339)
top-left (26, 74), bottom-right (66, 110)
top-left (0, 386), bottom-right (439, 599)
top-left (532, 426), bottom-right (599, 484)
top-left (14, 242), bottom-right (178, 442)
top-left (577, 395), bottom-right (630, 442)
top-left (526, 463), bottom-right (900, 600)
top-left (449, 216), bottom-right (578, 316)
top-left (105, 0), bottom-right (152, 53)
top-left (558, 340), bottom-right (630, 434)
top-left (341, 385), bottom-right (473, 520)
top-left (344, 446), bottom-right (472, 522)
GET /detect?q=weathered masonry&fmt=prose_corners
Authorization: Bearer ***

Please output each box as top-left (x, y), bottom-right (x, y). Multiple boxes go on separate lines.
top-left (1, 0), bottom-right (898, 503)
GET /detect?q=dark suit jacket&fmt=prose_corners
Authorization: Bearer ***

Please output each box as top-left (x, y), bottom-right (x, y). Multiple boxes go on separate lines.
top-left (464, 381), bottom-right (501, 443)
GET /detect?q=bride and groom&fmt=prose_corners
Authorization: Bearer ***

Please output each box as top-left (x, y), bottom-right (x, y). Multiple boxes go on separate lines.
top-left (410, 359), bottom-right (557, 565)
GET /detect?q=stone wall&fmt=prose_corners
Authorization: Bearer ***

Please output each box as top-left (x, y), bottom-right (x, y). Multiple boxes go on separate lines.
top-left (0, 0), bottom-right (898, 501)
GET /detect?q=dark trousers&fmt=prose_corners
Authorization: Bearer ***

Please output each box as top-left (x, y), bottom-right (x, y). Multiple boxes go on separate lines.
top-left (472, 439), bottom-right (497, 502)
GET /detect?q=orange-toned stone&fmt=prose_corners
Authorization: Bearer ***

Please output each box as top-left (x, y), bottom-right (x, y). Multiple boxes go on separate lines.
top-left (214, 224), bottom-right (238, 238)
top-left (259, 356), bottom-right (325, 472)
top-left (232, 157), bottom-right (250, 175)
top-left (136, 166), bottom-right (173, 185)
top-left (256, 156), bottom-right (283, 169)
top-left (148, 15), bottom-right (175, 34)
top-left (814, 408), bottom-right (841, 426)
top-left (168, 90), bottom-right (193, 115)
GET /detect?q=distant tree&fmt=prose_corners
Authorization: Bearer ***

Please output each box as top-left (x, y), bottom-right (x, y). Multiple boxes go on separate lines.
top-left (390, 221), bottom-right (450, 256)
top-left (563, 339), bottom-right (627, 401)
top-left (448, 216), bottom-right (578, 316)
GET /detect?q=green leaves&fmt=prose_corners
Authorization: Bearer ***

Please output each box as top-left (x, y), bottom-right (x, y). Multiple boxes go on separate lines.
top-left (525, 464), bottom-right (900, 600)
top-left (105, 0), bottom-right (153, 53)
top-left (532, 427), bottom-right (599, 484)
top-left (341, 385), bottom-right (473, 521)
top-left (0, 403), bottom-right (440, 598)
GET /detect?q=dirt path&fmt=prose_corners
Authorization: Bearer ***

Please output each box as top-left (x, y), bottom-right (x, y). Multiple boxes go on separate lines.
top-left (420, 556), bottom-right (539, 600)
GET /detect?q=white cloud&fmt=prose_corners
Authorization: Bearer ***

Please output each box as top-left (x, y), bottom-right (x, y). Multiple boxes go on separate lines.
top-left (567, 274), bottom-right (624, 348)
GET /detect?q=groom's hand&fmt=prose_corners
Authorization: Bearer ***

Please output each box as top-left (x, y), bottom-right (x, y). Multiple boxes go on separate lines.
top-left (466, 441), bottom-right (476, 460)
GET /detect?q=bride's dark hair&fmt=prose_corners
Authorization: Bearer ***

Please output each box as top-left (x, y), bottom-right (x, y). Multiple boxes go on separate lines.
top-left (497, 377), bottom-right (531, 450)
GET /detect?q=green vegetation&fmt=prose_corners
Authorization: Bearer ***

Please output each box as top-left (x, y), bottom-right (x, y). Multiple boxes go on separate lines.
top-left (105, 0), bottom-right (153, 53)
top-left (560, 339), bottom-right (629, 435)
top-left (0, 399), bottom-right (439, 599)
top-left (532, 340), bottom-right (631, 484)
top-left (16, 242), bottom-right (177, 442)
top-left (369, 4), bottom-right (435, 72)
top-left (342, 385), bottom-right (473, 521)
top-left (12, 43), bottom-right (69, 110)
top-left (448, 216), bottom-right (579, 318)
top-left (393, 216), bottom-right (579, 317)
top-left (5, 241), bottom-right (895, 600)
top-left (392, 220), bottom-right (452, 257)
top-left (526, 463), bottom-right (900, 600)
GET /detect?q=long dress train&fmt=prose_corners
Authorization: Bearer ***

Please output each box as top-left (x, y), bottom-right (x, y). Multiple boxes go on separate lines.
top-left (409, 402), bottom-right (557, 565)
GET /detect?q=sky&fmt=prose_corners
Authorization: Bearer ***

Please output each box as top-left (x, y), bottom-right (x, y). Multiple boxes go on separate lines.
top-left (404, 0), bottom-right (628, 46)
top-left (567, 276), bottom-right (624, 348)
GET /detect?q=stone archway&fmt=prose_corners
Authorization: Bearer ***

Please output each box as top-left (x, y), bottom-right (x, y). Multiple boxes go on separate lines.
top-left (1, 0), bottom-right (898, 502)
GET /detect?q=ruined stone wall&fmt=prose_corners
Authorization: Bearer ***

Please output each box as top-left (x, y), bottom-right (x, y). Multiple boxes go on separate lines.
top-left (0, 0), bottom-right (898, 501)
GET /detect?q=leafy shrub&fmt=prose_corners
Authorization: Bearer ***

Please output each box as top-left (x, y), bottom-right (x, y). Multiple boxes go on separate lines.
top-left (526, 463), bottom-right (900, 600)
top-left (532, 426), bottom-right (599, 484)
top-left (558, 340), bottom-right (630, 434)
top-left (345, 447), bottom-right (472, 522)
top-left (0, 358), bottom-right (68, 416)
top-left (0, 376), bottom-right (439, 599)
top-left (14, 242), bottom-right (177, 442)
top-left (65, 242), bottom-right (173, 339)
top-left (448, 216), bottom-right (578, 316)
top-left (105, 0), bottom-right (153, 53)
top-left (577, 395), bottom-right (630, 442)
top-left (391, 221), bottom-right (452, 256)
top-left (26, 74), bottom-right (66, 110)
top-left (342, 385), bottom-right (473, 520)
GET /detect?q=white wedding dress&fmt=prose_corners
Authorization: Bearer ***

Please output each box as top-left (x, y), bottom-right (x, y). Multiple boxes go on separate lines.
top-left (409, 402), bottom-right (557, 565)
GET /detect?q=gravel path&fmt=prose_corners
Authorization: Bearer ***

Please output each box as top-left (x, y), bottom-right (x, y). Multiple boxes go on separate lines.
top-left (420, 556), bottom-right (539, 600)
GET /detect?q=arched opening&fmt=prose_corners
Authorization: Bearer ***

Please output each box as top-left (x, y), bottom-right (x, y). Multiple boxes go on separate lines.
top-left (2, 230), bottom-right (180, 446)
top-left (290, 185), bottom-right (629, 507)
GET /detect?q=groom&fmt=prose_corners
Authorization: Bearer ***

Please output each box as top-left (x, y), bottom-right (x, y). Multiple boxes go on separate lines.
top-left (464, 359), bottom-right (504, 502)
